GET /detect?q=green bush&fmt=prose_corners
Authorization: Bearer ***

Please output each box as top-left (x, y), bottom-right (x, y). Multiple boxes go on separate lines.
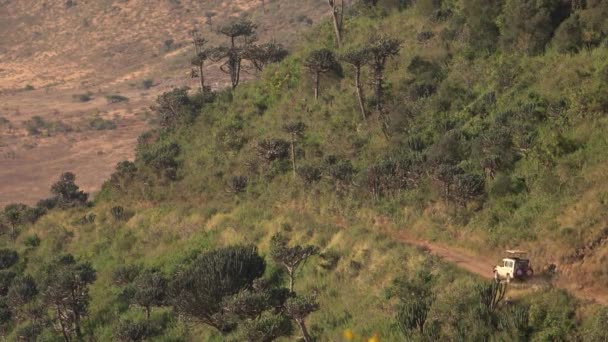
top-left (89, 117), bottom-right (117, 130)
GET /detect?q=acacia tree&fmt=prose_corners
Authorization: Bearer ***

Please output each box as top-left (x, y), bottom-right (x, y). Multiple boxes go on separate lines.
top-left (282, 122), bottom-right (306, 178)
top-left (340, 48), bottom-right (370, 119)
top-left (269, 234), bottom-right (318, 293)
top-left (327, 0), bottom-right (345, 48)
top-left (304, 49), bottom-right (339, 100)
top-left (39, 255), bottom-right (96, 341)
top-left (190, 29), bottom-right (210, 93)
top-left (212, 19), bottom-right (257, 89)
top-left (368, 36), bottom-right (401, 112)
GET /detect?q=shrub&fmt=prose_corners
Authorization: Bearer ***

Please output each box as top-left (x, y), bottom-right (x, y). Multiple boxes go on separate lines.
top-left (112, 264), bottom-right (142, 286)
top-left (0, 250), bottom-right (18, 270)
top-left (142, 79), bottom-right (154, 89)
top-left (110, 206), bottom-right (129, 221)
top-left (23, 84), bottom-right (35, 91)
top-left (257, 139), bottom-right (290, 163)
top-left (115, 319), bottom-right (158, 341)
top-left (73, 93), bottom-right (92, 102)
top-left (298, 165), bottom-right (322, 185)
top-left (105, 94), bottom-right (129, 103)
top-left (89, 117), bottom-right (117, 130)
top-left (24, 234), bottom-right (41, 248)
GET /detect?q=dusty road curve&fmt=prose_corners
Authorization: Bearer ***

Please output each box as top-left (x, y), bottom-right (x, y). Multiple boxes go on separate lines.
top-left (393, 231), bottom-right (608, 306)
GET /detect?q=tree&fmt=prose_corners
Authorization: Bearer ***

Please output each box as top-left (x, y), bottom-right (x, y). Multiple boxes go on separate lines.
top-left (367, 36), bottom-right (401, 112)
top-left (168, 245), bottom-right (266, 333)
top-left (461, 0), bottom-right (503, 54)
top-left (115, 319), bottom-right (158, 342)
top-left (7, 274), bottom-right (38, 321)
top-left (327, 0), bottom-right (345, 48)
top-left (190, 29), bottom-right (210, 93)
top-left (245, 41), bottom-right (289, 72)
top-left (340, 48), bottom-right (370, 120)
top-left (282, 121), bottom-right (306, 178)
top-left (212, 19), bottom-right (258, 89)
top-left (269, 234), bottom-right (318, 293)
top-left (283, 294), bottom-right (319, 342)
top-left (257, 139), bottom-right (290, 163)
top-left (553, 13), bottom-right (584, 53)
top-left (39, 254), bottom-right (97, 341)
top-left (132, 270), bottom-right (167, 320)
top-left (304, 49), bottom-right (339, 100)
top-left (153, 87), bottom-right (194, 128)
top-left (50, 172), bottom-right (88, 209)
top-left (499, 0), bottom-right (563, 55)
top-left (2, 205), bottom-right (26, 240)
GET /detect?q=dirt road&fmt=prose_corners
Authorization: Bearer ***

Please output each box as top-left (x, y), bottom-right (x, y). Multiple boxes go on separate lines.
top-left (394, 231), bottom-right (608, 306)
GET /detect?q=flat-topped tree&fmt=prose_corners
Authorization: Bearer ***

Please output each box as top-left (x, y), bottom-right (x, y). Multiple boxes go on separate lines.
top-left (368, 36), bottom-right (401, 112)
top-left (340, 47), bottom-right (371, 120)
top-left (189, 29), bottom-right (209, 93)
top-left (219, 19), bottom-right (257, 48)
top-left (284, 294), bottom-right (319, 342)
top-left (269, 233), bottom-right (318, 293)
top-left (245, 41), bottom-right (289, 72)
top-left (212, 19), bottom-right (258, 89)
top-left (282, 121), bottom-right (306, 178)
top-left (304, 48), bottom-right (339, 100)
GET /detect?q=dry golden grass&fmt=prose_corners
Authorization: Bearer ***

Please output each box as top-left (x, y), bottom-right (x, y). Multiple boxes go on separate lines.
top-left (0, 0), bottom-right (326, 207)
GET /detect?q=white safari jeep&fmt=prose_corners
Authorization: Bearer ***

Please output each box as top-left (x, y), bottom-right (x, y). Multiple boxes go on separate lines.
top-left (493, 250), bottom-right (534, 282)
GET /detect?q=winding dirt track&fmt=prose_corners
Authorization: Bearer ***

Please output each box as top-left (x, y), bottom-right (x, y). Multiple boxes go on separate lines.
top-left (393, 231), bottom-right (608, 306)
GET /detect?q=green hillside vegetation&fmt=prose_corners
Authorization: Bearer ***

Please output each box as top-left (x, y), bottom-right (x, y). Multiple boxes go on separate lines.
top-left (2, 0), bottom-right (608, 340)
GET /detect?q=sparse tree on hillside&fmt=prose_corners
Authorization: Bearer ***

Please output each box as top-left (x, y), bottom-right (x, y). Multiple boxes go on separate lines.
top-left (269, 234), bottom-right (318, 293)
top-left (132, 270), bottom-right (167, 320)
top-left (190, 29), bottom-right (210, 93)
top-left (327, 0), bottom-right (345, 48)
top-left (168, 245), bottom-right (266, 333)
top-left (340, 48), bottom-right (370, 119)
top-left (282, 122), bottom-right (306, 178)
top-left (397, 296), bottom-right (431, 337)
top-left (304, 49), bottom-right (339, 100)
top-left (367, 36), bottom-right (401, 112)
top-left (211, 19), bottom-right (258, 89)
top-left (283, 294), bottom-right (319, 342)
top-left (50, 172), bottom-right (88, 209)
top-left (39, 255), bottom-right (96, 341)
top-left (245, 41), bottom-right (289, 72)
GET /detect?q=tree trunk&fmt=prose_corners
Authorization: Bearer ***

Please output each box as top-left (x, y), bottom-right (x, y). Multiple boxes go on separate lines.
top-left (56, 306), bottom-right (70, 342)
top-left (328, 0), bottom-right (343, 48)
top-left (198, 64), bottom-right (205, 93)
top-left (314, 72), bottom-right (320, 100)
top-left (290, 135), bottom-right (296, 178)
top-left (374, 67), bottom-right (383, 112)
top-left (146, 306), bottom-right (151, 321)
top-left (289, 268), bottom-right (295, 293)
top-left (296, 318), bottom-right (312, 342)
top-left (354, 66), bottom-right (366, 120)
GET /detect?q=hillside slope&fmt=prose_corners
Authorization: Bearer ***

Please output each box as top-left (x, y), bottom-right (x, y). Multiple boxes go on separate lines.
top-left (0, 0), bottom-right (326, 207)
top-left (1, 0), bottom-right (608, 341)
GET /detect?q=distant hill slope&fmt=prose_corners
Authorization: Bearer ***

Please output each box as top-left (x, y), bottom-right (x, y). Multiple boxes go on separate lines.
top-left (0, 0), bottom-right (326, 89)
